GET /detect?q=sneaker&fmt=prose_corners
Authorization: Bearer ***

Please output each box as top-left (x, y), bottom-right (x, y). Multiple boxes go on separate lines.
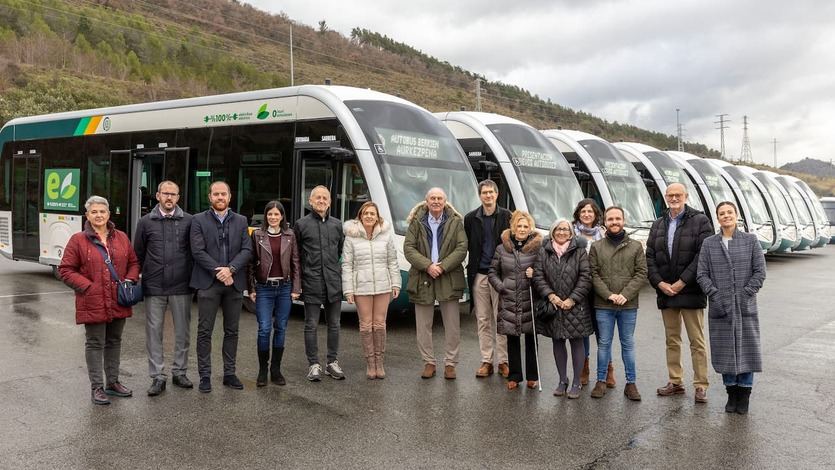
top-left (325, 361), bottom-right (346, 380)
top-left (222, 375), bottom-right (244, 390)
top-left (198, 377), bottom-right (212, 393)
top-left (105, 382), bottom-right (133, 397)
top-left (307, 364), bottom-right (323, 382)
top-left (147, 378), bottom-right (166, 397)
top-left (172, 375), bottom-right (193, 389)
top-left (553, 381), bottom-right (569, 397)
top-left (91, 387), bottom-right (111, 405)
top-left (567, 382), bottom-right (581, 399)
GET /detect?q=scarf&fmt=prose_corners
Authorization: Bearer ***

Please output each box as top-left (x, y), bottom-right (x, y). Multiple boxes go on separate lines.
top-left (574, 221), bottom-right (604, 241)
top-left (551, 238), bottom-right (570, 258)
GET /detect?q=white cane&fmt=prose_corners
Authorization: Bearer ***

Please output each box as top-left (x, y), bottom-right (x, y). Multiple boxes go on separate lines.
top-left (529, 285), bottom-right (543, 392)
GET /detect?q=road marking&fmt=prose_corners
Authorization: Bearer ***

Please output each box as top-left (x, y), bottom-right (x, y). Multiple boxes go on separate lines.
top-left (0, 290), bottom-right (73, 299)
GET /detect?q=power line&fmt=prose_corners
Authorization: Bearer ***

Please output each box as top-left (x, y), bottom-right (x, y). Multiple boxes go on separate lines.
top-left (740, 115), bottom-right (753, 163)
top-left (714, 113), bottom-right (730, 160)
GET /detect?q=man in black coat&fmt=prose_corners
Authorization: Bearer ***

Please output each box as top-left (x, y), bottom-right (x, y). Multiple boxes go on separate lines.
top-left (294, 185), bottom-right (345, 382)
top-left (190, 181), bottom-right (252, 393)
top-left (646, 183), bottom-right (713, 404)
top-left (463, 180), bottom-right (511, 378)
top-left (134, 180), bottom-right (193, 396)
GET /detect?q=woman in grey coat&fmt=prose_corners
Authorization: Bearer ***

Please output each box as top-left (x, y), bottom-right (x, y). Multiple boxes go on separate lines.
top-left (488, 211), bottom-right (543, 391)
top-left (533, 219), bottom-right (593, 399)
top-left (697, 201), bottom-right (766, 415)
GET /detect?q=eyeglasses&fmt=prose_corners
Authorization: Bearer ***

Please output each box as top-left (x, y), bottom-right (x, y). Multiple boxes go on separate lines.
top-left (665, 193), bottom-right (685, 199)
top-left (159, 192), bottom-right (179, 198)
top-left (554, 227), bottom-right (571, 232)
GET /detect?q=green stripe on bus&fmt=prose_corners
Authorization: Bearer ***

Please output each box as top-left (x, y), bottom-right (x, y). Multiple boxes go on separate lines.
top-left (73, 117), bottom-right (91, 136)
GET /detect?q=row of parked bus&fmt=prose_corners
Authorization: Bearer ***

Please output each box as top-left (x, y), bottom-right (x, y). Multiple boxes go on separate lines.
top-left (0, 85), bottom-right (830, 310)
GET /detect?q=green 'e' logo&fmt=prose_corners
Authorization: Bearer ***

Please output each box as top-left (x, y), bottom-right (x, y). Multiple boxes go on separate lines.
top-left (44, 168), bottom-right (80, 211)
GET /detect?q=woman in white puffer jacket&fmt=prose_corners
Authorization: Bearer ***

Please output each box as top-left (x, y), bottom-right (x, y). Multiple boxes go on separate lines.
top-left (342, 201), bottom-right (401, 380)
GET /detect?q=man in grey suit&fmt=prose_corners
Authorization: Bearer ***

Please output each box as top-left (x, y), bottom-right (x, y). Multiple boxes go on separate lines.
top-left (190, 181), bottom-right (252, 393)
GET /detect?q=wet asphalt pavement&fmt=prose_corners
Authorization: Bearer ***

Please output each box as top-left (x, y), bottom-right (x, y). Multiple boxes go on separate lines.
top-left (0, 247), bottom-right (834, 469)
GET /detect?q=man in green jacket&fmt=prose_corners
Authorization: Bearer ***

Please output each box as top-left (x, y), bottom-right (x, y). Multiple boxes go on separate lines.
top-left (588, 206), bottom-right (647, 401)
top-left (404, 187), bottom-right (468, 380)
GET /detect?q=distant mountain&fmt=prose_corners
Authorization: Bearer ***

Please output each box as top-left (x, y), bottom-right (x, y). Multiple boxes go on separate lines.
top-left (781, 158), bottom-right (835, 179)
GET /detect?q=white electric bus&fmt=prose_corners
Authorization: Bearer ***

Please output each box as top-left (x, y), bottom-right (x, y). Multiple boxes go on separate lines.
top-left (435, 112), bottom-right (584, 229)
top-left (613, 142), bottom-right (709, 221)
top-left (707, 160), bottom-right (780, 252)
top-left (774, 174), bottom-right (818, 250)
top-left (821, 196), bottom-right (835, 244)
top-left (740, 167), bottom-right (801, 252)
top-left (788, 177), bottom-right (830, 247)
top-left (0, 85), bottom-right (480, 311)
top-left (541, 130), bottom-right (656, 241)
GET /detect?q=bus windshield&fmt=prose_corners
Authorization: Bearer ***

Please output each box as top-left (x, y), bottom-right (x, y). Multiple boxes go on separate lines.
top-left (579, 139), bottom-right (656, 229)
top-left (784, 184), bottom-right (813, 225)
top-left (796, 181), bottom-right (828, 224)
top-left (755, 175), bottom-right (794, 225)
top-left (686, 160), bottom-right (740, 215)
top-left (643, 151), bottom-right (705, 213)
top-left (487, 123), bottom-right (584, 228)
top-left (347, 100), bottom-right (479, 233)
top-left (723, 167), bottom-right (771, 226)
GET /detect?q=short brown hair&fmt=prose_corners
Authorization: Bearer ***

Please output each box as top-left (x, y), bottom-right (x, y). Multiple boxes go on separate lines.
top-left (355, 201), bottom-right (384, 228)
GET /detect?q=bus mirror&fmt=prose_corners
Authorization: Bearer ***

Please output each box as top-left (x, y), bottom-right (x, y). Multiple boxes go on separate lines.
top-left (479, 160), bottom-right (499, 172)
top-left (643, 177), bottom-right (655, 187)
top-left (574, 170), bottom-right (591, 182)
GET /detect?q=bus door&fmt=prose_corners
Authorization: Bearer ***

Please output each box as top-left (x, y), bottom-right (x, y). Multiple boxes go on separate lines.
top-left (11, 150), bottom-right (41, 260)
top-left (294, 144), bottom-right (368, 223)
top-left (126, 147), bottom-right (190, 238)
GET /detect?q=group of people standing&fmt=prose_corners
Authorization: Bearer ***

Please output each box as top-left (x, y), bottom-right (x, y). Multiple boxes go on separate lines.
top-left (59, 177), bottom-right (765, 415)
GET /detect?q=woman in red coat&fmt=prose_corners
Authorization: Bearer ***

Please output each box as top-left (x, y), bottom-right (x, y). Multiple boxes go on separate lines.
top-left (59, 196), bottom-right (140, 405)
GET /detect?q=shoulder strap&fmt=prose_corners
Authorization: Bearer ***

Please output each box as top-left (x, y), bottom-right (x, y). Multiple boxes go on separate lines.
top-left (92, 242), bottom-right (121, 283)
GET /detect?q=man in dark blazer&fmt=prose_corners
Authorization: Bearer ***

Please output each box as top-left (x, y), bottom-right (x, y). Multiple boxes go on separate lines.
top-left (645, 183), bottom-right (713, 404)
top-left (463, 179), bottom-right (511, 378)
top-left (190, 181), bottom-right (252, 393)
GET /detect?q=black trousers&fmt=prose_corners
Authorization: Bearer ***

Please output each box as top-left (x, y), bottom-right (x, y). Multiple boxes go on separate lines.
top-left (196, 280), bottom-right (243, 378)
top-left (507, 333), bottom-right (539, 382)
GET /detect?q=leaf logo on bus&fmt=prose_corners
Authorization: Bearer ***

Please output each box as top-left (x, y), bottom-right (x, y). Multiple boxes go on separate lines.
top-left (60, 172), bottom-right (77, 200)
top-left (257, 104), bottom-right (270, 120)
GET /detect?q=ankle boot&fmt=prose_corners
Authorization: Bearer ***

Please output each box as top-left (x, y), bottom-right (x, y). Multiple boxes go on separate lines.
top-left (270, 347), bottom-right (286, 386)
top-left (373, 328), bottom-right (387, 379)
top-left (580, 357), bottom-right (590, 385)
top-left (724, 385), bottom-right (738, 413)
top-left (257, 350), bottom-right (269, 387)
top-left (606, 361), bottom-right (616, 388)
top-left (735, 387), bottom-right (751, 415)
top-left (360, 330), bottom-right (376, 379)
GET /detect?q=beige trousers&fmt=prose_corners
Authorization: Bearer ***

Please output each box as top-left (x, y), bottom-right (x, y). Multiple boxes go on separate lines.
top-left (415, 301), bottom-right (460, 366)
top-left (473, 274), bottom-right (508, 364)
top-left (661, 307), bottom-right (709, 388)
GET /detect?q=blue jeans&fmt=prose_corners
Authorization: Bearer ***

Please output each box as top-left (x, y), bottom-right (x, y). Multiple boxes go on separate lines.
top-left (596, 308), bottom-right (637, 383)
top-left (255, 281), bottom-right (292, 351)
top-left (722, 372), bottom-right (754, 388)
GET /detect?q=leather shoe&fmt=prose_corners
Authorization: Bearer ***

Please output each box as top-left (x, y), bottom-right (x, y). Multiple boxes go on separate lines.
top-left (172, 375), bottom-right (193, 389)
top-left (507, 380), bottom-right (518, 391)
top-left (222, 375), bottom-right (244, 390)
top-left (147, 378), bottom-right (166, 396)
top-left (475, 362), bottom-right (493, 378)
top-left (105, 382), bottom-right (132, 397)
top-left (421, 363), bottom-right (436, 379)
top-left (695, 387), bottom-right (708, 403)
top-left (198, 377), bottom-right (212, 393)
top-left (657, 382), bottom-right (685, 396)
top-left (497, 363), bottom-right (509, 378)
top-left (91, 387), bottom-right (110, 405)
top-left (526, 380), bottom-right (538, 389)
top-left (590, 381), bottom-right (607, 398)
top-left (444, 365), bottom-right (456, 380)
top-left (624, 383), bottom-right (642, 401)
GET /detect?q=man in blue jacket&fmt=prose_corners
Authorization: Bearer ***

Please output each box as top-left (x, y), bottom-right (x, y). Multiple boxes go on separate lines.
top-left (190, 181), bottom-right (252, 393)
top-left (134, 180), bottom-right (193, 396)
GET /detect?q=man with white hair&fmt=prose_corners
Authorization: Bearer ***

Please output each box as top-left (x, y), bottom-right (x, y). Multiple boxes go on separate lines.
top-left (403, 188), bottom-right (468, 380)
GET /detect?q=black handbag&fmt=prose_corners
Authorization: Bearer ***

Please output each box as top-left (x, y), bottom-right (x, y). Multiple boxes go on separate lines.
top-left (534, 298), bottom-right (558, 322)
top-left (93, 242), bottom-right (143, 307)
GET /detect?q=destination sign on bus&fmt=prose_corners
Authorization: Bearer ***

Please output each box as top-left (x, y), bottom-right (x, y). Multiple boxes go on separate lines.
top-left (662, 169), bottom-right (683, 183)
top-left (510, 145), bottom-right (558, 169)
top-left (703, 175), bottom-right (720, 188)
top-left (601, 160), bottom-right (630, 177)
top-left (375, 128), bottom-right (440, 160)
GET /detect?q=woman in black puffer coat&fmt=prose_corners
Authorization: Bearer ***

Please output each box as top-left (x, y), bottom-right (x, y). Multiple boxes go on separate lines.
top-left (488, 211), bottom-right (543, 391)
top-left (533, 219), bottom-right (593, 399)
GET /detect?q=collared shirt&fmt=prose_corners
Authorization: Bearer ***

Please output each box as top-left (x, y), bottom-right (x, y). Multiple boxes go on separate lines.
top-left (667, 209), bottom-right (685, 256)
top-left (428, 211), bottom-right (444, 263)
top-left (211, 209), bottom-right (230, 266)
top-left (212, 209), bottom-right (229, 224)
top-left (160, 208), bottom-right (175, 218)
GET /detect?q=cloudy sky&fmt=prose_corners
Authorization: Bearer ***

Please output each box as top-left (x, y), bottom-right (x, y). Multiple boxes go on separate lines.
top-left (246, 0), bottom-right (835, 166)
